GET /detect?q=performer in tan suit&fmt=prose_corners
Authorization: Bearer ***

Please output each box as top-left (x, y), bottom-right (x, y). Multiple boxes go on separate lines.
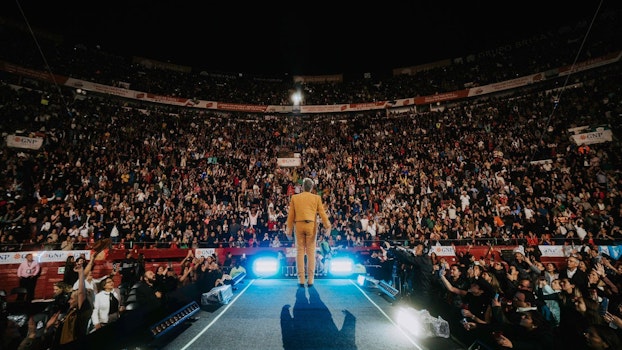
top-left (286, 178), bottom-right (331, 287)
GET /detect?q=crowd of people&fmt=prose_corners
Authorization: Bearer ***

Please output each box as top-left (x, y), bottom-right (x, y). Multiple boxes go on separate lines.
top-left (4, 247), bottom-right (244, 349)
top-left (383, 240), bottom-right (622, 349)
top-left (0, 6), bottom-right (621, 350)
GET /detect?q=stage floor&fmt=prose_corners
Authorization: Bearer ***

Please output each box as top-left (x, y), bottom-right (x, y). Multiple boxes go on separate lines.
top-left (142, 278), bottom-right (468, 350)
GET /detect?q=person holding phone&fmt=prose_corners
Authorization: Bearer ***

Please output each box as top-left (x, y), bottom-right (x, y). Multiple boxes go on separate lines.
top-left (490, 309), bottom-right (553, 349)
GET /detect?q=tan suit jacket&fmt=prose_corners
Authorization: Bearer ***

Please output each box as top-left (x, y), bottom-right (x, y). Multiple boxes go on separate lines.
top-left (285, 191), bottom-right (330, 235)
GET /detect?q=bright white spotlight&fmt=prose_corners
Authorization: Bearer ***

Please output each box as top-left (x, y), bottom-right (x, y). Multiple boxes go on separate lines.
top-left (252, 256), bottom-right (280, 277)
top-left (290, 90), bottom-right (303, 105)
top-left (356, 274), bottom-right (367, 286)
top-left (396, 307), bottom-right (423, 337)
top-left (395, 307), bottom-right (450, 338)
top-left (328, 257), bottom-right (354, 276)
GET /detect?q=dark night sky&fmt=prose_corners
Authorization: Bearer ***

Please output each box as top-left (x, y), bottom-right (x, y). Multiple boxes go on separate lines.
top-left (2, 1), bottom-right (615, 76)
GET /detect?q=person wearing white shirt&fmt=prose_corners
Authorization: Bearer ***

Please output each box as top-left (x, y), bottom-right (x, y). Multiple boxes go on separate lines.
top-left (460, 191), bottom-right (470, 211)
top-left (74, 268), bottom-right (109, 305)
top-left (447, 201), bottom-right (457, 221)
top-left (91, 277), bottom-right (123, 331)
top-left (575, 221), bottom-right (588, 240)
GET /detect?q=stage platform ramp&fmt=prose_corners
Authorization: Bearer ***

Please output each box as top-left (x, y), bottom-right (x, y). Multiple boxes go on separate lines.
top-left (153, 278), bottom-right (467, 350)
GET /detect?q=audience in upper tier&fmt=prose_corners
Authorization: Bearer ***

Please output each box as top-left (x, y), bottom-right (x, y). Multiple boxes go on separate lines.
top-left (0, 6), bottom-right (622, 349)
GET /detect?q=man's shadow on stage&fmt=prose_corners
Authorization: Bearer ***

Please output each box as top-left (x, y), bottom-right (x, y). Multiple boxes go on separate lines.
top-left (280, 286), bottom-right (357, 349)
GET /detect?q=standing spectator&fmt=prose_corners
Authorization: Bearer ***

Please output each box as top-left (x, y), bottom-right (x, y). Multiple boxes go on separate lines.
top-left (319, 234), bottom-right (332, 260)
top-left (560, 255), bottom-right (590, 296)
top-left (562, 295), bottom-right (606, 349)
top-left (442, 264), bottom-right (469, 308)
top-left (63, 255), bottom-right (78, 287)
top-left (440, 275), bottom-right (493, 334)
top-left (135, 253), bottom-right (146, 282)
top-left (543, 262), bottom-right (559, 285)
top-left (583, 323), bottom-right (622, 350)
top-left (47, 281), bottom-right (72, 319)
top-left (178, 251), bottom-right (196, 288)
top-left (72, 264), bottom-right (112, 306)
top-left (51, 258), bottom-right (92, 348)
top-left (491, 309), bottom-right (554, 350)
top-left (16, 253), bottom-right (40, 301)
top-left (199, 260), bottom-right (224, 293)
top-left (223, 252), bottom-right (234, 270)
top-left (119, 250), bottom-right (138, 301)
top-left (160, 265), bottom-right (181, 293)
top-left (91, 276), bottom-right (123, 331)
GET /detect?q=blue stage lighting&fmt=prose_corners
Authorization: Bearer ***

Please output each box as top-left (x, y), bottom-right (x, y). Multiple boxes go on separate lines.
top-left (328, 257), bottom-right (354, 276)
top-left (252, 256), bottom-right (280, 277)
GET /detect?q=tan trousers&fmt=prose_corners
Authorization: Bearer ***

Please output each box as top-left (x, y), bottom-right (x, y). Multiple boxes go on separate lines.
top-left (294, 221), bottom-right (317, 284)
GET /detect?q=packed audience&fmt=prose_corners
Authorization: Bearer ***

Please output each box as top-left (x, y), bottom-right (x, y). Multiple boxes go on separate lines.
top-left (1, 4), bottom-right (621, 106)
top-left (0, 7), bottom-right (622, 350)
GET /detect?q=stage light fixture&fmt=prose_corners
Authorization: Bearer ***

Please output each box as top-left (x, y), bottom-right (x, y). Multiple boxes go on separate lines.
top-left (252, 256), bottom-right (280, 277)
top-left (231, 271), bottom-right (246, 286)
top-left (356, 274), bottom-right (366, 286)
top-left (362, 276), bottom-right (400, 301)
top-left (149, 301), bottom-right (200, 338)
top-left (328, 257), bottom-right (354, 276)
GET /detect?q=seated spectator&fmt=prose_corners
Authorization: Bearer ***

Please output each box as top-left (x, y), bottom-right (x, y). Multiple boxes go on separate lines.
top-left (229, 259), bottom-right (247, 280)
top-left (260, 232), bottom-right (272, 247)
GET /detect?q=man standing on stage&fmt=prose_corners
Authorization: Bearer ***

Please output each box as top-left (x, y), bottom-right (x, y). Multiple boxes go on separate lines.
top-left (17, 253), bottom-right (41, 301)
top-left (286, 178), bottom-right (331, 287)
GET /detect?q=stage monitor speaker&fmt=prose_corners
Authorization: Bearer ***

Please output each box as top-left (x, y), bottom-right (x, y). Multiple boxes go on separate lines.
top-left (201, 284), bottom-right (233, 305)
